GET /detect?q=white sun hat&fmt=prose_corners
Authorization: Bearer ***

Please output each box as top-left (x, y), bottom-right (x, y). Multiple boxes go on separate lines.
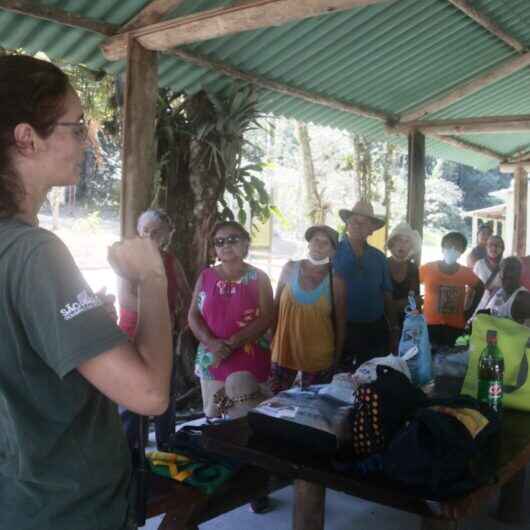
top-left (387, 222), bottom-right (422, 257)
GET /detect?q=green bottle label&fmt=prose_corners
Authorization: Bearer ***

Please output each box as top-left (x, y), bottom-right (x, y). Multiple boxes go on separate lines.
top-left (478, 379), bottom-right (503, 412)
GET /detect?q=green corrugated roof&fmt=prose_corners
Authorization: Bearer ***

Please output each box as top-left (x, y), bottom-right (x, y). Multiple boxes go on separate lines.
top-left (1, 0), bottom-right (530, 170)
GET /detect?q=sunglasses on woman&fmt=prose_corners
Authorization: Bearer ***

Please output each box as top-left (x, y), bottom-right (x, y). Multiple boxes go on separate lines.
top-left (213, 235), bottom-right (242, 247)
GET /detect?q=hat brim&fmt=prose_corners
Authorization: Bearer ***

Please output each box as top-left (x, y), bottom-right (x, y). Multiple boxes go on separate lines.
top-left (339, 209), bottom-right (385, 230)
top-left (304, 225), bottom-right (339, 247)
top-left (225, 399), bottom-right (266, 419)
top-left (387, 223), bottom-right (422, 256)
top-left (388, 231), bottom-right (422, 256)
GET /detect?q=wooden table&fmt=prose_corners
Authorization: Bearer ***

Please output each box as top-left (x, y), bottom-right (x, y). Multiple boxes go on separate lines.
top-left (201, 381), bottom-right (530, 530)
top-left (146, 466), bottom-right (289, 529)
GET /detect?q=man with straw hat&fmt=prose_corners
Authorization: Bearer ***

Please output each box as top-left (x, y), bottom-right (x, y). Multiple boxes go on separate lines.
top-left (334, 201), bottom-right (397, 370)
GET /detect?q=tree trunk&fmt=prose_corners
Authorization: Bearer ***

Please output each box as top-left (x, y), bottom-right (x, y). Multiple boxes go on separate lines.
top-left (47, 188), bottom-right (64, 231)
top-left (164, 92), bottom-right (224, 283)
top-left (352, 134), bottom-right (374, 202)
top-left (297, 122), bottom-right (325, 225)
top-left (382, 143), bottom-right (396, 247)
top-left (352, 134), bottom-right (363, 202)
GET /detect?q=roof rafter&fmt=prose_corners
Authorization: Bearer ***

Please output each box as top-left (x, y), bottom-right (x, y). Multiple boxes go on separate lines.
top-left (448, 0), bottom-right (526, 53)
top-left (0, 0), bottom-right (394, 123)
top-left (500, 161), bottom-right (530, 173)
top-left (0, 0), bottom-right (520, 166)
top-left (399, 53), bottom-right (530, 123)
top-left (509, 146), bottom-right (530, 162)
top-left (0, 0), bottom-right (117, 36)
top-left (388, 114), bottom-right (530, 135)
top-left (169, 47), bottom-right (393, 122)
top-left (395, 1), bottom-right (528, 124)
top-left (120, 0), bottom-right (186, 32)
top-left (101, 0), bottom-right (392, 61)
top-left (432, 134), bottom-right (505, 162)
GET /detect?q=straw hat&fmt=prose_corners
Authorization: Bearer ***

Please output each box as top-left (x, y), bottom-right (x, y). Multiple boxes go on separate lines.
top-left (387, 222), bottom-right (422, 257)
top-left (304, 224), bottom-right (339, 248)
top-left (339, 200), bottom-right (386, 230)
top-left (213, 371), bottom-right (269, 419)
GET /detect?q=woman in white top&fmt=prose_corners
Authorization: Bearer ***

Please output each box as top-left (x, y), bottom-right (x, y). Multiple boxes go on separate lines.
top-left (473, 235), bottom-right (504, 313)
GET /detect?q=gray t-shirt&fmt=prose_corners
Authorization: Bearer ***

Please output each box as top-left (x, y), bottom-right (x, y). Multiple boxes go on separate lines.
top-left (0, 219), bottom-right (131, 530)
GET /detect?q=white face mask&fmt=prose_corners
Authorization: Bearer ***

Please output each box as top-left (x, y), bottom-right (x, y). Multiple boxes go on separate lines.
top-left (442, 248), bottom-right (461, 266)
top-left (307, 255), bottom-right (330, 266)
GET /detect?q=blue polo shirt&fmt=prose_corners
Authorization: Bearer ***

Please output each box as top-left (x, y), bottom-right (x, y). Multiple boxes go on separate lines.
top-left (333, 238), bottom-right (392, 323)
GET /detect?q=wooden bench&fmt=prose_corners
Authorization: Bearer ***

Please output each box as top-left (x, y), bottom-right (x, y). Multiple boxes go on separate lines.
top-left (146, 465), bottom-right (290, 529)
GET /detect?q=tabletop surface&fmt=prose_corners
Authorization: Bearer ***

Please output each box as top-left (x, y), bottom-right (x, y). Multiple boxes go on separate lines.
top-left (201, 377), bottom-right (530, 518)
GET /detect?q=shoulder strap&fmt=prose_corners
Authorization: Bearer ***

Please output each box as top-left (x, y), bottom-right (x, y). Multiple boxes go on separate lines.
top-left (329, 265), bottom-right (336, 327)
top-left (483, 266), bottom-right (500, 291)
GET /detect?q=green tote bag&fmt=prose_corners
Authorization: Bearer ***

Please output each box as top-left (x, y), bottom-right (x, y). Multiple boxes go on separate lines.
top-left (461, 314), bottom-right (530, 411)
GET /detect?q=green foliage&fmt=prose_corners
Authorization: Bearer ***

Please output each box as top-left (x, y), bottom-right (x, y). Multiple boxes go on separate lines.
top-left (62, 63), bottom-right (118, 127)
top-left (424, 160), bottom-right (465, 232)
top-left (440, 160), bottom-right (510, 212)
top-left (76, 133), bottom-right (121, 212)
top-left (156, 85), bottom-right (272, 226)
top-left (71, 211), bottom-right (102, 232)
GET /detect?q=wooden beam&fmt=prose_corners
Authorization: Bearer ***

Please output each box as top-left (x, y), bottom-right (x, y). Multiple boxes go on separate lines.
top-left (101, 0), bottom-right (392, 61)
top-left (500, 161), bottom-right (530, 173)
top-left (167, 47), bottom-right (392, 121)
top-left (121, 36), bottom-right (159, 238)
top-left (400, 53), bottom-right (530, 122)
top-left (432, 134), bottom-right (505, 161)
top-left (508, 146), bottom-right (530, 162)
top-left (448, 0), bottom-right (526, 53)
top-left (512, 166), bottom-right (528, 257)
top-left (0, 0), bottom-right (117, 36)
top-left (388, 115), bottom-right (530, 135)
top-left (407, 130), bottom-right (426, 247)
top-left (120, 0), bottom-right (186, 32)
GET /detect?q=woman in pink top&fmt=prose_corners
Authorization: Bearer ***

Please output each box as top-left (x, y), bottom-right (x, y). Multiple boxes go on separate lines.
top-left (188, 221), bottom-right (273, 418)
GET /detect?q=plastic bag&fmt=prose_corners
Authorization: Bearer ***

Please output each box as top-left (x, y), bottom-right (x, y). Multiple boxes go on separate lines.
top-left (398, 294), bottom-right (433, 386)
top-left (318, 373), bottom-right (357, 404)
top-left (352, 350), bottom-right (416, 387)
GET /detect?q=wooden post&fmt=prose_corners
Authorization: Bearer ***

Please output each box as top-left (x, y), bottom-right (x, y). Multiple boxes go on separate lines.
top-left (407, 130), bottom-right (426, 261)
top-left (293, 480), bottom-right (326, 530)
top-left (471, 216), bottom-right (478, 246)
top-left (512, 166), bottom-right (528, 257)
top-left (121, 35), bottom-right (159, 238)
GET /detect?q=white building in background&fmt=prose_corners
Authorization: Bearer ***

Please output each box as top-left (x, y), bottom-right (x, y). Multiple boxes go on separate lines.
top-left (465, 182), bottom-right (529, 256)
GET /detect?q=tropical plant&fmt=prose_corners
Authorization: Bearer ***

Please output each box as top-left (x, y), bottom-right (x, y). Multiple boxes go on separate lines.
top-left (153, 85), bottom-right (272, 280)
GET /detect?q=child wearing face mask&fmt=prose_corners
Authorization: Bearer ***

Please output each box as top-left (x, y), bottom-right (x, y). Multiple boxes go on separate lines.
top-left (420, 232), bottom-right (484, 348)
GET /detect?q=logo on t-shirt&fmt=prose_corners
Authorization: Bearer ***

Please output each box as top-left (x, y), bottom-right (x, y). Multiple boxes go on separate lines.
top-left (438, 285), bottom-right (460, 314)
top-left (60, 289), bottom-right (102, 321)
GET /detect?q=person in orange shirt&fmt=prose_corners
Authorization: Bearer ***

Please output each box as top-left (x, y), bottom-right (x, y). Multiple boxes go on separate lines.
top-left (420, 232), bottom-right (483, 348)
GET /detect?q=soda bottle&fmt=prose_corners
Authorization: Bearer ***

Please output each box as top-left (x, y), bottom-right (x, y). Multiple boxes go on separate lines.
top-left (477, 330), bottom-right (504, 413)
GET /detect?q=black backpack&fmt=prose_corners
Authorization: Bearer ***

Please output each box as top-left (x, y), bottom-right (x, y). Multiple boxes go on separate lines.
top-left (351, 365), bottom-right (427, 457)
top-left (381, 396), bottom-right (500, 500)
